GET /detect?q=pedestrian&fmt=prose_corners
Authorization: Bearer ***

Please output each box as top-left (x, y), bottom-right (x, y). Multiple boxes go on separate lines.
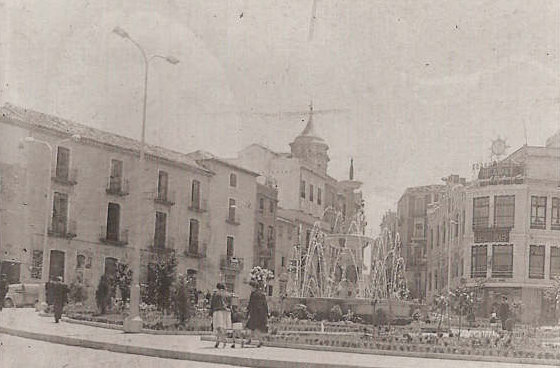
top-left (498, 296), bottom-right (510, 331)
top-left (0, 274), bottom-right (9, 312)
top-left (246, 280), bottom-right (268, 347)
top-left (210, 283), bottom-right (231, 348)
top-left (53, 276), bottom-right (69, 323)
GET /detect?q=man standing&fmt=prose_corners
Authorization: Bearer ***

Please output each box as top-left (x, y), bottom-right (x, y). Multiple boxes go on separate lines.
top-left (53, 276), bottom-right (68, 323)
top-left (498, 296), bottom-right (510, 331)
top-left (0, 274), bottom-right (9, 311)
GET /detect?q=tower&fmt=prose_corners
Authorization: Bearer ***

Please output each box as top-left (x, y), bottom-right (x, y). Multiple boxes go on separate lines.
top-left (289, 102), bottom-right (330, 174)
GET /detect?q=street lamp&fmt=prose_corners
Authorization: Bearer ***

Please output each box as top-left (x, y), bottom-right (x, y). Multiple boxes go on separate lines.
top-left (21, 134), bottom-right (81, 308)
top-left (113, 26), bottom-right (179, 333)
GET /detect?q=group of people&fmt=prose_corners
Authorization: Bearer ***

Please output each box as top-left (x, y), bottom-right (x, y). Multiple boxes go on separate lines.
top-left (210, 280), bottom-right (268, 348)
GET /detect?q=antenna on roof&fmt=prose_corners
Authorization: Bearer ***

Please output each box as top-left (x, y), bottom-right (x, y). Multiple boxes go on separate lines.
top-left (523, 120), bottom-right (528, 146)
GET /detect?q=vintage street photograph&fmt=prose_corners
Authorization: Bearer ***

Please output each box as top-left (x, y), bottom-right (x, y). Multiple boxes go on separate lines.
top-left (0, 1), bottom-right (559, 367)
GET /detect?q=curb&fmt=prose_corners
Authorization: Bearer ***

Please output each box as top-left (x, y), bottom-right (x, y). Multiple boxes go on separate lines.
top-left (199, 336), bottom-right (560, 367)
top-left (63, 317), bottom-right (212, 335)
top-left (0, 325), bottom-right (388, 368)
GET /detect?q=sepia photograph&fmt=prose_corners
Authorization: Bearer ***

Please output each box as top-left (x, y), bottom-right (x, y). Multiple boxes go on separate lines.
top-left (0, 1), bottom-right (559, 367)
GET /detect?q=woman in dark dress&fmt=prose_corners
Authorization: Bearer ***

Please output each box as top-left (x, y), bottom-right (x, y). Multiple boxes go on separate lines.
top-left (246, 281), bottom-right (268, 347)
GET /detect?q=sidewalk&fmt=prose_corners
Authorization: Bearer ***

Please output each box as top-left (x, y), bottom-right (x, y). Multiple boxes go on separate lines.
top-left (0, 309), bottom-right (552, 368)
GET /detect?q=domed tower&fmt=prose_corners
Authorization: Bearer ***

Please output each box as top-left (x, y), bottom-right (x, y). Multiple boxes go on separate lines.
top-left (289, 102), bottom-right (330, 174)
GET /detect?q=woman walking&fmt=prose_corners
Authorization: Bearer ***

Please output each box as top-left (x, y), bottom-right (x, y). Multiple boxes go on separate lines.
top-left (246, 280), bottom-right (268, 347)
top-left (210, 283), bottom-right (231, 348)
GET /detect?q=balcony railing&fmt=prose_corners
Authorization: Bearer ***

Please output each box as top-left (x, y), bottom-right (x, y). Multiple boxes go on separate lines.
top-left (148, 236), bottom-right (175, 254)
top-left (153, 190), bottom-right (176, 206)
top-left (106, 179), bottom-right (129, 196)
top-left (491, 266), bottom-right (513, 278)
top-left (474, 227), bottom-right (511, 243)
top-left (220, 255), bottom-right (244, 272)
top-left (184, 242), bottom-right (207, 258)
top-left (189, 199), bottom-right (208, 213)
top-left (258, 247), bottom-right (273, 258)
top-left (48, 219), bottom-right (77, 239)
top-left (99, 226), bottom-right (129, 246)
top-left (52, 168), bottom-right (78, 185)
top-left (226, 214), bottom-right (241, 226)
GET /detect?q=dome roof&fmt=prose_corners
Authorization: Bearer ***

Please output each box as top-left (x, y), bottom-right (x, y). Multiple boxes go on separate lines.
top-left (292, 102), bottom-right (327, 146)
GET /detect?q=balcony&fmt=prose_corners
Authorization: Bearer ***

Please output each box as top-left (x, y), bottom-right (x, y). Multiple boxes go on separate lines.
top-left (99, 226), bottom-right (129, 246)
top-left (106, 179), bottom-right (129, 197)
top-left (52, 168), bottom-right (78, 186)
top-left (189, 199), bottom-right (208, 213)
top-left (147, 237), bottom-right (175, 255)
top-left (226, 214), bottom-right (241, 226)
top-left (184, 241), bottom-right (206, 258)
top-left (220, 255), bottom-right (244, 272)
top-left (153, 190), bottom-right (176, 206)
top-left (491, 266), bottom-right (512, 279)
top-left (258, 247), bottom-right (273, 258)
top-left (48, 219), bottom-right (77, 239)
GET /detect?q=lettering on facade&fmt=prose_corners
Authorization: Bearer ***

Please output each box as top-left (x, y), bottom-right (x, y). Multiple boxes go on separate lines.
top-left (474, 227), bottom-right (511, 243)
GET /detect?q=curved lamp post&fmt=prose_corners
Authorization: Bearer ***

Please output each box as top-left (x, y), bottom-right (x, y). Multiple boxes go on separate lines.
top-left (22, 134), bottom-right (81, 308)
top-left (113, 26), bottom-right (179, 333)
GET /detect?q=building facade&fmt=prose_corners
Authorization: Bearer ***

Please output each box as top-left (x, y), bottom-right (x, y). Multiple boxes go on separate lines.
top-left (397, 185), bottom-right (445, 301)
top-left (0, 104), bottom-right (263, 304)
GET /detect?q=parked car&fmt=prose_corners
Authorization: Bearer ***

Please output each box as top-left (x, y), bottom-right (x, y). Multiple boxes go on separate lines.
top-left (3, 283), bottom-right (41, 308)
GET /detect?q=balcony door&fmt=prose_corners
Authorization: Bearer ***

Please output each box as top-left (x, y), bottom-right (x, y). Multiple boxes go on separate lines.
top-left (109, 159), bottom-right (123, 191)
top-left (154, 211), bottom-right (167, 248)
top-left (49, 250), bottom-right (65, 281)
top-left (106, 203), bottom-right (120, 241)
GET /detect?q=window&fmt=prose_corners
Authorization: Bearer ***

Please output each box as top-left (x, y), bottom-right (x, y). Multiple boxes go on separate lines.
top-left (259, 198), bottom-right (264, 212)
top-left (106, 203), bottom-right (120, 241)
top-left (52, 192), bottom-right (69, 234)
top-left (226, 236), bottom-right (234, 258)
top-left (154, 211), bottom-right (167, 248)
top-left (471, 245), bottom-right (487, 278)
top-left (494, 195), bottom-right (515, 228)
top-left (434, 270), bottom-right (438, 290)
top-left (309, 184), bottom-right (314, 202)
top-left (257, 222), bottom-right (264, 245)
top-left (428, 272), bottom-right (432, 291)
top-left (551, 247), bottom-right (560, 277)
top-left (225, 274), bottom-right (235, 293)
top-left (436, 226), bottom-right (440, 247)
top-left (191, 180), bottom-right (200, 209)
top-left (306, 230), bottom-right (311, 247)
top-left (300, 180), bottom-right (306, 198)
top-left (104, 257), bottom-right (118, 279)
top-left (55, 146), bottom-right (70, 179)
top-left (530, 196), bottom-right (547, 229)
top-left (414, 197), bottom-right (424, 215)
top-left (109, 159), bottom-right (123, 191)
top-left (281, 257), bottom-right (286, 267)
top-left (49, 250), bottom-right (65, 282)
top-left (229, 173), bottom-right (237, 187)
top-left (157, 170), bottom-right (169, 200)
top-left (31, 250), bottom-right (43, 279)
top-left (473, 197), bottom-right (489, 229)
top-left (553, 198), bottom-right (560, 230)
top-left (492, 244), bottom-right (513, 278)
top-left (269, 199), bottom-right (274, 213)
top-left (529, 245), bottom-right (545, 279)
top-left (188, 219), bottom-right (199, 254)
top-left (75, 254), bottom-right (86, 284)
top-left (430, 228), bottom-right (434, 249)
top-left (454, 213), bottom-right (459, 238)
top-left (267, 226), bottom-right (274, 247)
top-left (228, 198), bottom-right (236, 222)
top-left (414, 221), bottom-right (423, 238)
top-left (317, 188), bottom-right (322, 205)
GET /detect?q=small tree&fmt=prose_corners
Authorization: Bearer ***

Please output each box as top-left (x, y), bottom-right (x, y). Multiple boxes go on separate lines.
top-left (433, 293), bottom-right (449, 334)
top-left (173, 274), bottom-right (194, 324)
top-left (113, 262), bottom-right (132, 303)
top-left (544, 276), bottom-right (560, 323)
top-left (143, 254), bottom-right (177, 312)
top-left (450, 286), bottom-right (474, 337)
top-left (95, 275), bottom-right (111, 315)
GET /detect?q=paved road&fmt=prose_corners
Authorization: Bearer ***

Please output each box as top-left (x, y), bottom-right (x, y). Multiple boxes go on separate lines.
top-left (0, 334), bottom-right (244, 368)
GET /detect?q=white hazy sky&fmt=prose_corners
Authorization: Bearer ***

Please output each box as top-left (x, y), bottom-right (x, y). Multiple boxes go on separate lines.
top-left (1, 0), bottom-right (559, 235)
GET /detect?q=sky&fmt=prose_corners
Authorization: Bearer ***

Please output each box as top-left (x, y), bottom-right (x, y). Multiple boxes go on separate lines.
top-left (1, 0), bottom-right (559, 235)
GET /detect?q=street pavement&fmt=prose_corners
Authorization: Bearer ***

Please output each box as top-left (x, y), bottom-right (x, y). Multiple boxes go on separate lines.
top-left (0, 309), bottom-right (553, 368)
top-left (0, 334), bottom-right (242, 368)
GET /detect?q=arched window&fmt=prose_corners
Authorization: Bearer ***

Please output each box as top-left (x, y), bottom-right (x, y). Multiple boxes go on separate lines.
top-left (229, 173), bottom-right (237, 187)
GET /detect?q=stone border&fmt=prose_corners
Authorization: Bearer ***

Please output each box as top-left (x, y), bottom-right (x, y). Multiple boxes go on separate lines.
top-left (199, 336), bottom-right (559, 366)
top-left (0, 325), bottom-right (390, 368)
top-left (63, 317), bottom-right (212, 335)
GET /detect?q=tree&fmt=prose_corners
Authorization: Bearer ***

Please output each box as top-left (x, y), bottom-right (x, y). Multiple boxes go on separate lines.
top-left (95, 275), bottom-right (111, 315)
top-left (173, 274), bottom-right (194, 324)
top-left (450, 286), bottom-right (474, 337)
top-left (142, 253), bottom-right (177, 312)
top-left (113, 262), bottom-right (132, 303)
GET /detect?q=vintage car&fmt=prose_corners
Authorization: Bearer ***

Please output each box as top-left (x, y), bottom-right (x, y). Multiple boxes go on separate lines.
top-left (3, 283), bottom-right (41, 308)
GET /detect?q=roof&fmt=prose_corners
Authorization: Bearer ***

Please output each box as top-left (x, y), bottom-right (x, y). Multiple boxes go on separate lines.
top-left (1, 103), bottom-right (214, 176)
top-left (187, 150), bottom-right (260, 177)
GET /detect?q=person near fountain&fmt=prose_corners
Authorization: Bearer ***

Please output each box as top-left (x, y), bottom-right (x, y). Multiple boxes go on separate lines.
top-left (246, 280), bottom-right (268, 347)
top-left (210, 283), bottom-right (231, 348)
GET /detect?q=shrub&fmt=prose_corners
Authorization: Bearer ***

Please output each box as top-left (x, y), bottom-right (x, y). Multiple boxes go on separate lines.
top-left (69, 282), bottom-right (88, 304)
top-left (173, 274), bottom-right (194, 323)
top-left (95, 275), bottom-right (111, 315)
top-left (329, 305), bottom-right (343, 322)
top-left (373, 309), bottom-right (388, 326)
